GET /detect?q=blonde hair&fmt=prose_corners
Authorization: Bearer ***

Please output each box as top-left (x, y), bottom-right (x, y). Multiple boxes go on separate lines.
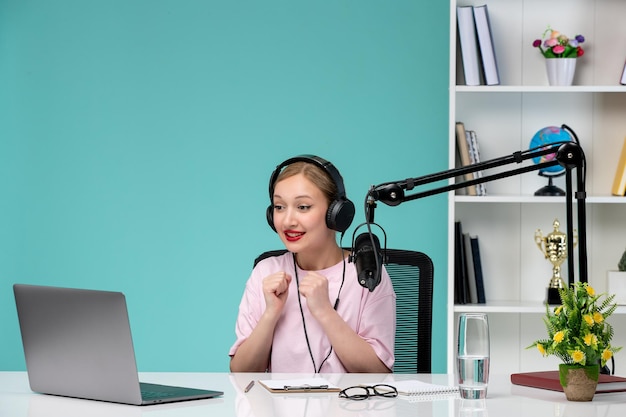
top-left (275, 161), bottom-right (337, 205)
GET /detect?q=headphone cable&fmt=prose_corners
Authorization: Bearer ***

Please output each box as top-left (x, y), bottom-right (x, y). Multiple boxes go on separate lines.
top-left (292, 249), bottom-right (346, 373)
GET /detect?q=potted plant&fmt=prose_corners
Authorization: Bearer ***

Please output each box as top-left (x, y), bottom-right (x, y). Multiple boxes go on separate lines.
top-left (607, 248), bottom-right (626, 305)
top-left (532, 27), bottom-right (585, 58)
top-left (528, 282), bottom-right (621, 401)
top-left (619, 249), bottom-right (626, 272)
top-left (532, 27), bottom-right (585, 86)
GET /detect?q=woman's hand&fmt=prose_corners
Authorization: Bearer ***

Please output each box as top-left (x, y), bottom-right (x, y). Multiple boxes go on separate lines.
top-left (230, 271), bottom-right (292, 373)
top-left (297, 271), bottom-right (334, 318)
top-left (262, 271), bottom-right (292, 316)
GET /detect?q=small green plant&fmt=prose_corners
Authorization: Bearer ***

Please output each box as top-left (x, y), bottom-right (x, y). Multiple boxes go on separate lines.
top-left (528, 282), bottom-right (621, 367)
top-left (618, 249), bottom-right (626, 272)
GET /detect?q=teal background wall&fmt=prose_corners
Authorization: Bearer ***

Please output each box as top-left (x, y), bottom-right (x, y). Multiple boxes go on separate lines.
top-left (0, 0), bottom-right (449, 372)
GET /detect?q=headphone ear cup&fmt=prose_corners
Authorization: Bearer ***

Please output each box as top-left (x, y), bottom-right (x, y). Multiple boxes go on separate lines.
top-left (326, 198), bottom-right (355, 233)
top-left (266, 205), bottom-right (277, 232)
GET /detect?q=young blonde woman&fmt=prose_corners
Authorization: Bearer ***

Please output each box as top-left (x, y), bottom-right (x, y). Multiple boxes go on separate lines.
top-left (229, 155), bottom-right (395, 373)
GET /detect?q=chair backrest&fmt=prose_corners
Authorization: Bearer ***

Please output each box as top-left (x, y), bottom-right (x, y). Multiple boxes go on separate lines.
top-left (252, 248), bottom-right (434, 374)
top-left (384, 249), bottom-right (433, 373)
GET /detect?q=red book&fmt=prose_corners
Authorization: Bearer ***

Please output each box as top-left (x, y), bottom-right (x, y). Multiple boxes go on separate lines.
top-left (511, 371), bottom-right (626, 393)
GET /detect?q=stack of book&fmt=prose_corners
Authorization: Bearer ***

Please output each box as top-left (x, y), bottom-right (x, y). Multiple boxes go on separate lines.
top-left (455, 121), bottom-right (486, 196)
top-left (457, 4), bottom-right (500, 86)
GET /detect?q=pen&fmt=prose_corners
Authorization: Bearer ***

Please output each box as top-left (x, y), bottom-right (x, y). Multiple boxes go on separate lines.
top-left (244, 380), bottom-right (255, 393)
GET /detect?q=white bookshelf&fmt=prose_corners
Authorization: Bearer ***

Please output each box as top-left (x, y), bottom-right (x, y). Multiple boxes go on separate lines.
top-left (447, 0), bottom-right (626, 374)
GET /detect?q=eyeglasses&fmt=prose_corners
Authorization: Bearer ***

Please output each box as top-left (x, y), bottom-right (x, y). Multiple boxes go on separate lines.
top-left (338, 384), bottom-right (398, 401)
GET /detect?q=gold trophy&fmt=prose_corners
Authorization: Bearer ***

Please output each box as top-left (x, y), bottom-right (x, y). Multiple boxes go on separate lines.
top-left (535, 219), bottom-right (577, 304)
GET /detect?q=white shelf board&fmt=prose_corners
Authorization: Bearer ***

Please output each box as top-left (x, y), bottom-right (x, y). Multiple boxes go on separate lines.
top-left (456, 86), bottom-right (626, 93)
top-left (454, 195), bottom-right (626, 204)
top-left (455, 302), bottom-right (626, 315)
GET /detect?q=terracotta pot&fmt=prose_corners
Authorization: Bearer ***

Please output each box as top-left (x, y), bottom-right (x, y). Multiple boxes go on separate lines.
top-left (559, 363), bottom-right (599, 401)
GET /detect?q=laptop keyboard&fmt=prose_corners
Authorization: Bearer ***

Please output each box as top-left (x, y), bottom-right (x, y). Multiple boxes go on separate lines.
top-left (139, 382), bottom-right (217, 400)
top-left (140, 382), bottom-right (201, 400)
top-left (142, 390), bottom-right (178, 399)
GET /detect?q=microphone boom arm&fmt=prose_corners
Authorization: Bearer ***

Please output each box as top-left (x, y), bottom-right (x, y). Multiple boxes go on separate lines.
top-left (368, 141), bottom-right (588, 287)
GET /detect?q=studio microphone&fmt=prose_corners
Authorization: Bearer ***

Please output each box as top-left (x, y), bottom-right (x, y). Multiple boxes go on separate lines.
top-left (352, 232), bottom-right (383, 292)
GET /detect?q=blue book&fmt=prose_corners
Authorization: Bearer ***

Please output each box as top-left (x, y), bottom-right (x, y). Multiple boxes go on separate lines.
top-left (470, 236), bottom-right (486, 304)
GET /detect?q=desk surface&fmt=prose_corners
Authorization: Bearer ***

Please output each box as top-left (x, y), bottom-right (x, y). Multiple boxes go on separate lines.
top-left (1, 371), bottom-right (626, 417)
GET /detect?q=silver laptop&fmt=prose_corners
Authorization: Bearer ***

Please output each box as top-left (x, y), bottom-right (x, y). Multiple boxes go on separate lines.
top-left (13, 284), bottom-right (223, 405)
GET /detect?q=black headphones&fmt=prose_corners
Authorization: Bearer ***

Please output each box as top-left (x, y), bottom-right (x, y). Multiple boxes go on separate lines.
top-left (266, 154), bottom-right (355, 233)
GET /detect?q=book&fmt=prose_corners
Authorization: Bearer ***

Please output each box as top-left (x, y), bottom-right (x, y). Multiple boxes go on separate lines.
top-left (473, 4), bottom-right (500, 85)
top-left (611, 136), bottom-right (626, 196)
top-left (464, 233), bottom-right (478, 303)
top-left (511, 371), bottom-right (626, 393)
top-left (456, 6), bottom-right (482, 86)
top-left (258, 377), bottom-right (341, 393)
top-left (455, 122), bottom-right (477, 196)
top-left (470, 235), bottom-right (486, 304)
top-left (454, 221), bottom-right (468, 304)
top-left (466, 129), bottom-right (487, 196)
top-left (621, 59), bottom-right (626, 85)
top-left (391, 379), bottom-right (459, 398)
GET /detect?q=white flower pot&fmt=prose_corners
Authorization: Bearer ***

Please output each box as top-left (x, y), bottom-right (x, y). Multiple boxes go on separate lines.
top-left (545, 58), bottom-right (577, 86)
top-left (607, 271), bottom-right (626, 305)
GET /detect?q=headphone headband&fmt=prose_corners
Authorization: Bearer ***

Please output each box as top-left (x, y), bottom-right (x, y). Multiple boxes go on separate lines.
top-left (266, 154), bottom-right (355, 233)
top-left (268, 154), bottom-right (348, 201)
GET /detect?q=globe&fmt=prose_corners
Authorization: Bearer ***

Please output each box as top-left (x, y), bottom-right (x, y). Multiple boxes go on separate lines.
top-left (529, 126), bottom-right (573, 175)
top-left (529, 126), bottom-right (573, 196)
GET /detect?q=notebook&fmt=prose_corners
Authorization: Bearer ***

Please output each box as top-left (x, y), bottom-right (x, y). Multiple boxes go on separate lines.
top-left (13, 284), bottom-right (224, 405)
top-left (389, 379), bottom-right (459, 396)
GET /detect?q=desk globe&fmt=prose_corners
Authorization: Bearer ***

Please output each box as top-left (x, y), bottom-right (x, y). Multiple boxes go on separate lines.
top-left (530, 126), bottom-right (574, 196)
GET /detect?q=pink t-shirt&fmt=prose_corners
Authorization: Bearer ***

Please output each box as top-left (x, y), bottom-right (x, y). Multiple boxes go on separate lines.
top-left (229, 252), bottom-right (396, 372)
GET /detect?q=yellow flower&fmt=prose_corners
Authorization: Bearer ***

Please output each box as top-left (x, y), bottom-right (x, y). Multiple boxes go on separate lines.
top-left (553, 331), bottom-right (565, 343)
top-left (583, 333), bottom-right (597, 347)
top-left (571, 350), bottom-right (585, 364)
top-left (593, 312), bottom-right (604, 324)
top-left (528, 281), bottom-right (622, 366)
top-left (537, 343), bottom-right (546, 356)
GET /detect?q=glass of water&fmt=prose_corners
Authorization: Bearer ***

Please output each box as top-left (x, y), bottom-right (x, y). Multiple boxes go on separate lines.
top-left (456, 313), bottom-right (490, 399)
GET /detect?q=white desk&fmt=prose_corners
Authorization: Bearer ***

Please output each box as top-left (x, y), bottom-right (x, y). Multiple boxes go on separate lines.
top-left (1, 371), bottom-right (626, 417)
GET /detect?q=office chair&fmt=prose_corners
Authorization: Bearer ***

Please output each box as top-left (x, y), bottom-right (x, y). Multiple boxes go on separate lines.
top-left (384, 249), bottom-right (433, 373)
top-left (252, 248), bottom-right (434, 374)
